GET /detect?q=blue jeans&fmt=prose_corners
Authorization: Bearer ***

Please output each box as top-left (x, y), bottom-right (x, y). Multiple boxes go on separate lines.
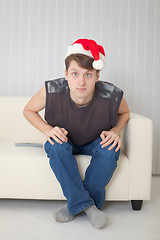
top-left (44, 137), bottom-right (120, 216)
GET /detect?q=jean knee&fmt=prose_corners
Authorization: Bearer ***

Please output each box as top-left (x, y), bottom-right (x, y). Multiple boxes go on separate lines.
top-left (44, 139), bottom-right (72, 157)
top-left (104, 147), bottom-right (120, 162)
top-left (94, 145), bottom-right (119, 170)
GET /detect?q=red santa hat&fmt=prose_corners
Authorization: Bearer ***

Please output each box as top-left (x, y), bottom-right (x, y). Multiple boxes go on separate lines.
top-left (65, 39), bottom-right (105, 70)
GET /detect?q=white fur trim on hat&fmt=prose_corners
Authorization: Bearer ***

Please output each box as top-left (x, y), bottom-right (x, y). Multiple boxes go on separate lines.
top-left (65, 42), bottom-right (105, 70)
top-left (65, 43), bottom-right (93, 59)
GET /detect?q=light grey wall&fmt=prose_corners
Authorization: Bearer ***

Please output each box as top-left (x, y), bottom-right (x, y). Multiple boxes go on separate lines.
top-left (0, 0), bottom-right (160, 174)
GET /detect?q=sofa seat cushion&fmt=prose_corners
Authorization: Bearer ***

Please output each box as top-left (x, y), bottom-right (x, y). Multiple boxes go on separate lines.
top-left (0, 142), bottom-right (129, 200)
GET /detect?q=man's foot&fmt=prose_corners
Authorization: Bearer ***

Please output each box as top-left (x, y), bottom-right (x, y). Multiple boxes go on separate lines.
top-left (54, 204), bottom-right (76, 223)
top-left (84, 205), bottom-right (108, 229)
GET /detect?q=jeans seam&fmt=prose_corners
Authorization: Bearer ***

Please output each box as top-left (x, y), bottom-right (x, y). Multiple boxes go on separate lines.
top-left (70, 201), bottom-right (94, 216)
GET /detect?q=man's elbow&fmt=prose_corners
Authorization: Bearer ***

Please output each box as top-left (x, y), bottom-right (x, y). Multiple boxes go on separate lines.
top-left (120, 109), bottom-right (130, 124)
top-left (23, 105), bottom-right (32, 120)
top-left (126, 110), bottom-right (130, 123)
top-left (23, 106), bottom-right (29, 120)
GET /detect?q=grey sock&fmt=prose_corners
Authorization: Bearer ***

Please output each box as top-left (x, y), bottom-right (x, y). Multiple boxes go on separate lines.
top-left (54, 204), bottom-right (76, 223)
top-left (84, 205), bottom-right (108, 229)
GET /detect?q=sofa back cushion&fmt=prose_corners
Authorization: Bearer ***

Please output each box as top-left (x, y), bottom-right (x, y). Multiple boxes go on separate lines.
top-left (0, 97), bottom-right (46, 143)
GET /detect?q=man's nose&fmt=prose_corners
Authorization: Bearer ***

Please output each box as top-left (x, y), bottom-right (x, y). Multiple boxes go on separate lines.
top-left (79, 76), bottom-right (86, 85)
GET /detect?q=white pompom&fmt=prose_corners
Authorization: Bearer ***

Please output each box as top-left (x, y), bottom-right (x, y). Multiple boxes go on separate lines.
top-left (92, 60), bottom-right (104, 70)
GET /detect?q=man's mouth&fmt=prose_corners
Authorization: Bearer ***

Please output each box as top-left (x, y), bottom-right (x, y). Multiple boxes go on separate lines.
top-left (76, 88), bottom-right (86, 91)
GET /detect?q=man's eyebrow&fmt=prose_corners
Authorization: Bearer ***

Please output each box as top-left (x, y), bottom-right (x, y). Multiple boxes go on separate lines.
top-left (70, 68), bottom-right (91, 73)
top-left (70, 68), bottom-right (79, 71)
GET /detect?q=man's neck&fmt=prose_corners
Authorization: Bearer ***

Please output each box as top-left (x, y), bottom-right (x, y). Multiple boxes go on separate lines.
top-left (74, 101), bottom-right (91, 108)
top-left (70, 91), bottom-right (95, 108)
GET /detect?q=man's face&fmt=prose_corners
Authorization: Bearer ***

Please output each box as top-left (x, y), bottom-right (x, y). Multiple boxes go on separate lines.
top-left (65, 60), bottom-right (99, 105)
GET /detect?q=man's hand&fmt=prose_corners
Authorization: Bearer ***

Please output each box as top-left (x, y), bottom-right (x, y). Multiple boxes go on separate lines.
top-left (100, 130), bottom-right (121, 152)
top-left (45, 126), bottom-right (68, 145)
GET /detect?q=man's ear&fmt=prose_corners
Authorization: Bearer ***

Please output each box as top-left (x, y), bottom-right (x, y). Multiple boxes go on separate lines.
top-left (96, 71), bottom-right (100, 82)
top-left (64, 69), bottom-right (68, 80)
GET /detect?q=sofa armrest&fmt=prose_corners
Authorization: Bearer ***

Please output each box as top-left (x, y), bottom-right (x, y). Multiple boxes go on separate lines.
top-left (120, 112), bottom-right (153, 200)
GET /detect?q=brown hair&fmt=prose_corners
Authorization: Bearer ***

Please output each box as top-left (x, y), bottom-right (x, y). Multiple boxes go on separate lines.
top-left (65, 54), bottom-right (99, 74)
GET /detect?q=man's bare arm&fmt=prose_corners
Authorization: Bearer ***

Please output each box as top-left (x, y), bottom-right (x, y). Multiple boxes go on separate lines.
top-left (23, 86), bottom-right (50, 133)
top-left (100, 97), bottom-right (130, 151)
top-left (23, 86), bottom-right (68, 145)
top-left (111, 97), bottom-right (130, 135)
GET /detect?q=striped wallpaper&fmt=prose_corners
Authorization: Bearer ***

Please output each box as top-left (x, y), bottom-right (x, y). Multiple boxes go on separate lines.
top-left (0, 0), bottom-right (160, 174)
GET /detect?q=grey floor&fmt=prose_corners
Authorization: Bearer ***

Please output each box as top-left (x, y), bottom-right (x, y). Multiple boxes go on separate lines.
top-left (0, 177), bottom-right (160, 240)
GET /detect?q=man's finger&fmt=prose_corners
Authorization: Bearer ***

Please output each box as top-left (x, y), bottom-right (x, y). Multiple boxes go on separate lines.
top-left (102, 136), bottom-right (119, 150)
top-left (100, 131), bottom-right (106, 141)
top-left (101, 135), bottom-right (115, 146)
top-left (104, 131), bottom-right (115, 142)
top-left (52, 135), bottom-right (63, 144)
top-left (100, 132), bottom-right (114, 145)
top-left (48, 137), bottom-right (55, 145)
top-left (115, 139), bottom-right (121, 152)
top-left (102, 139), bottom-right (114, 149)
top-left (108, 140), bottom-right (118, 150)
top-left (61, 128), bottom-right (68, 135)
top-left (54, 128), bottom-right (68, 142)
top-left (107, 136), bottom-right (119, 150)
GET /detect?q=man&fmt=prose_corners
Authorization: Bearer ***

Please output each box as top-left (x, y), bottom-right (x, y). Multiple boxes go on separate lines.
top-left (23, 39), bottom-right (130, 229)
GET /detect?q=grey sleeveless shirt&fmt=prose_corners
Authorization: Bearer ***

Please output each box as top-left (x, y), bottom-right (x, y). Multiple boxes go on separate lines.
top-left (45, 78), bottom-right (123, 146)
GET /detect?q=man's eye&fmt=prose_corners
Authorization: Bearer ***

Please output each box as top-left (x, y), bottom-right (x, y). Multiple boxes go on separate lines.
top-left (86, 73), bottom-right (91, 77)
top-left (73, 73), bottom-right (78, 76)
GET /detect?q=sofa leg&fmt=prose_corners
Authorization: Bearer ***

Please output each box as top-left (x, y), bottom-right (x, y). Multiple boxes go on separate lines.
top-left (131, 200), bottom-right (143, 210)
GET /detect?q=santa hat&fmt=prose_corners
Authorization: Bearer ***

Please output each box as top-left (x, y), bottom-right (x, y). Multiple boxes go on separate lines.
top-left (65, 39), bottom-right (105, 70)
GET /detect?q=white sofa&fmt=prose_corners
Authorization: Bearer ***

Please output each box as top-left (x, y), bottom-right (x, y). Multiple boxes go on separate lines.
top-left (0, 97), bottom-right (153, 210)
